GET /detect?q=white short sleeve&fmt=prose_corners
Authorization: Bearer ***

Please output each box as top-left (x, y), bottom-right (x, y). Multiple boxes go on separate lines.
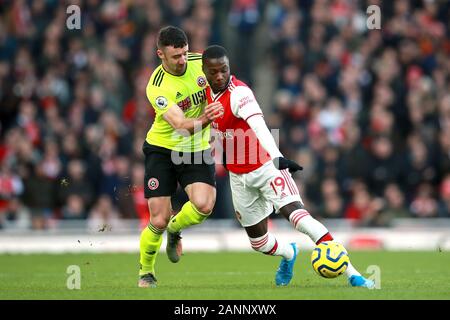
top-left (230, 86), bottom-right (263, 120)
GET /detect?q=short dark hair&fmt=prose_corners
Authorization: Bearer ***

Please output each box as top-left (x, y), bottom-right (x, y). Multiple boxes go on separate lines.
top-left (157, 26), bottom-right (188, 49)
top-left (202, 45), bottom-right (228, 63)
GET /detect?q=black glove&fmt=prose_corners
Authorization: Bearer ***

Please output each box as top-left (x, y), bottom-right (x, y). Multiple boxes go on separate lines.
top-left (273, 157), bottom-right (303, 173)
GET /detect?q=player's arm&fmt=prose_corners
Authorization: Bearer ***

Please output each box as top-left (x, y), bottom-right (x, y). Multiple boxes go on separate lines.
top-left (163, 102), bottom-right (223, 136)
top-left (247, 116), bottom-right (302, 172)
top-left (231, 86), bottom-right (303, 173)
top-left (147, 85), bottom-right (223, 136)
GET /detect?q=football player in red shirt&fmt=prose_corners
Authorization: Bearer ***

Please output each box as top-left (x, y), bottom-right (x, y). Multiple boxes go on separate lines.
top-left (202, 45), bottom-right (374, 288)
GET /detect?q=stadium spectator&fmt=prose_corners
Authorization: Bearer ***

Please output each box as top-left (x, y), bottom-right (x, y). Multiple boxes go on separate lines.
top-left (87, 194), bottom-right (123, 232)
top-left (409, 183), bottom-right (439, 218)
top-left (57, 159), bottom-right (94, 211)
top-left (0, 162), bottom-right (24, 228)
top-left (438, 174), bottom-right (450, 218)
top-left (130, 162), bottom-right (150, 230)
top-left (344, 181), bottom-right (384, 227)
top-left (381, 183), bottom-right (410, 225)
top-left (22, 162), bottom-right (56, 229)
top-left (317, 178), bottom-right (345, 219)
top-left (61, 194), bottom-right (87, 220)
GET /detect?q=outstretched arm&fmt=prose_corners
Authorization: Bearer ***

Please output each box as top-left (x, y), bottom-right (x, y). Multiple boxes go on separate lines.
top-left (163, 102), bottom-right (223, 136)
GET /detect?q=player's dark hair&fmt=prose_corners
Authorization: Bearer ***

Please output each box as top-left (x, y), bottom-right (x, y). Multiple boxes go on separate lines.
top-left (157, 26), bottom-right (188, 49)
top-left (202, 45), bottom-right (228, 63)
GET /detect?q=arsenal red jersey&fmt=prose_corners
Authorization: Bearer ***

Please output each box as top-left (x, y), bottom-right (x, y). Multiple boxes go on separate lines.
top-left (206, 76), bottom-right (271, 174)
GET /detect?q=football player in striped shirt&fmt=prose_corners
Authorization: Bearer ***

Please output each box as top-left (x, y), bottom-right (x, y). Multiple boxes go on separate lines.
top-left (138, 27), bottom-right (223, 288)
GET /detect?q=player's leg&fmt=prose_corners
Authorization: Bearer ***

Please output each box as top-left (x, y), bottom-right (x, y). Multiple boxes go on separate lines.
top-left (259, 163), bottom-right (373, 288)
top-left (245, 217), bottom-right (296, 261)
top-left (230, 167), bottom-right (298, 286)
top-left (165, 182), bottom-right (215, 263)
top-left (244, 217), bottom-right (298, 286)
top-left (139, 197), bottom-right (172, 287)
top-left (279, 201), bottom-right (374, 288)
top-left (139, 143), bottom-right (178, 287)
top-left (166, 149), bottom-right (216, 262)
top-left (168, 150), bottom-right (216, 233)
top-left (169, 182), bottom-right (216, 232)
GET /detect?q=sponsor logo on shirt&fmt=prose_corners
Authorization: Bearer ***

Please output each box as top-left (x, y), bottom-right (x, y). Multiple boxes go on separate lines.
top-left (216, 130), bottom-right (233, 139)
top-left (177, 89), bottom-right (206, 111)
top-left (238, 96), bottom-right (254, 109)
top-left (191, 88), bottom-right (207, 106)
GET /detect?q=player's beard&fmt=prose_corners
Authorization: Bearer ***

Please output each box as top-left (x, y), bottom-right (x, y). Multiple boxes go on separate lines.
top-left (214, 77), bottom-right (230, 92)
top-left (164, 62), bottom-right (186, 76)
top-left (173, 63), bottom-right (186, 75)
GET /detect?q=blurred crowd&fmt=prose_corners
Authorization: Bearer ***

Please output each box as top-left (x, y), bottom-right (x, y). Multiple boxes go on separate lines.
top-left (267, 0), bottom-right (450, 226)
top-left (0, 0), bottom-right (227, 230)
top-left (0, 0), bottom-right (449, 230)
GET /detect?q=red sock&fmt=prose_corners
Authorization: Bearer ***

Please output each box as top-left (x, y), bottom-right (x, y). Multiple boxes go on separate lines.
top-left (316, 232), bottom-right (334, 244)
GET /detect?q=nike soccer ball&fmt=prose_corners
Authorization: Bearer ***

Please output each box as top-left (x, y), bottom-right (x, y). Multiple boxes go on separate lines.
top-left (311, 241), bottom-right (349, 278)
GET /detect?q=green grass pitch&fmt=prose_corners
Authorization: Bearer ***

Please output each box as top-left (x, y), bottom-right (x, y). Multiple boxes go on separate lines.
top-left (0, 251), bottom-right (449, 300)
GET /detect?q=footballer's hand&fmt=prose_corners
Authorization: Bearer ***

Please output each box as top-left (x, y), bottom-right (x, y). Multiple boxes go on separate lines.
top-left (273, 157), bottom-right (303, 173)
top-left (204, 102), bottom-right (224, 121)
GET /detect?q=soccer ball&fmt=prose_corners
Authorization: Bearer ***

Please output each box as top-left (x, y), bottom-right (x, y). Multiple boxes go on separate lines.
top-left (311, 241), bottom-right (349, 278)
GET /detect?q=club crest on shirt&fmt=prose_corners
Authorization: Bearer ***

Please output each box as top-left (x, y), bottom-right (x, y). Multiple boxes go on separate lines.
top-left (197, 76), bottom-right (207, 87)
top-left (155, 96), bottom-right (168, 109)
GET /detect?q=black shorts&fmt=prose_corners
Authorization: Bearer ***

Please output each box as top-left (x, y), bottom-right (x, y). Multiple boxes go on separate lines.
top-left (143, 142), bottom-right (216, 198)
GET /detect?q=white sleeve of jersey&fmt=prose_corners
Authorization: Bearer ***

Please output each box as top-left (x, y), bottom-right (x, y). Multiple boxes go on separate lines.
top-left (247, 115), bottom-right (283, 160)
top-left (230, 86), bottom-right (263, 120)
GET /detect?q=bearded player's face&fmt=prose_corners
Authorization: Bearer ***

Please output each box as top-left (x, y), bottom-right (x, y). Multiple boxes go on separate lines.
top-left (158, 45), bottom-right (188, 75)
top-left (202, 56), bottom-right (230, 93)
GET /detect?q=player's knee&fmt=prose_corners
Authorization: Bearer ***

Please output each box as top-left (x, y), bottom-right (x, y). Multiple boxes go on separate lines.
top-left (148, 200), bottom-right (171, 229)
top-left (279, 201), bottom-right (304, 220)
top-left (191, 195), bottom-right (215, 215)
top-left (149, 216), bottom-right (169, 230)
